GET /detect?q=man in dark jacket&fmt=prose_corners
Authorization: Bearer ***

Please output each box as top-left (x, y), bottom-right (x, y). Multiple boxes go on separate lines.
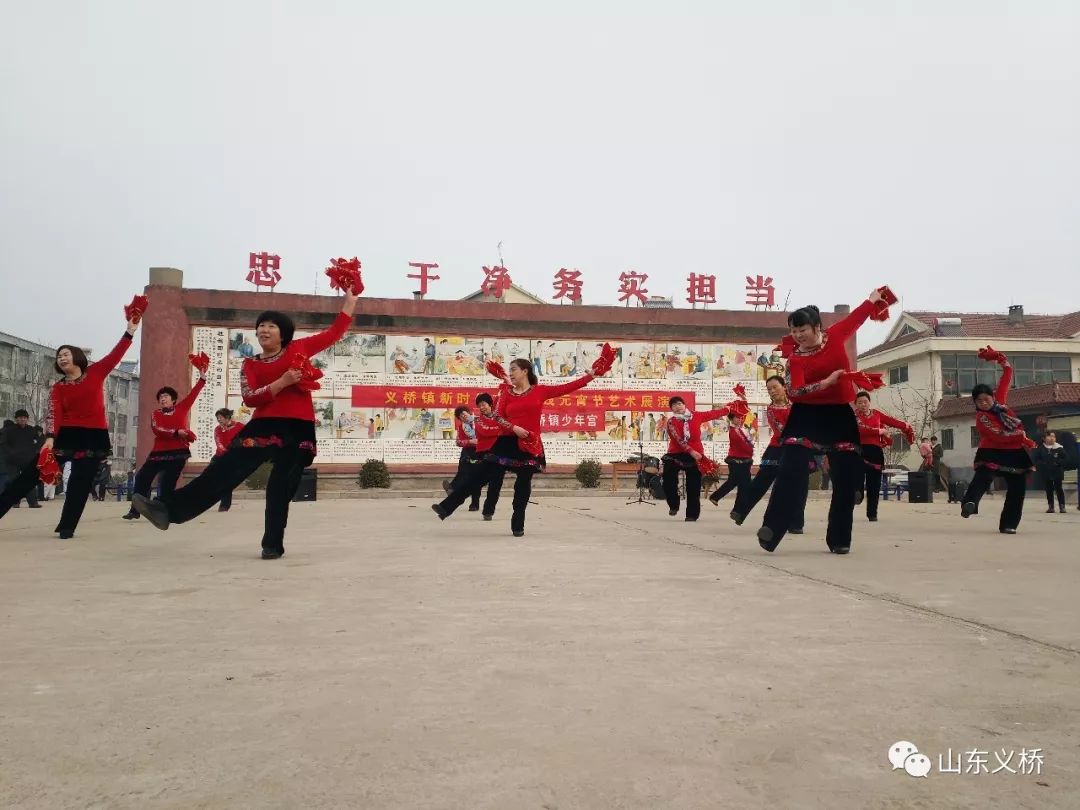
top-left (1033, 431), bottom-right (1067, 513)
top-left (3, 410), bottom-right (43, 508)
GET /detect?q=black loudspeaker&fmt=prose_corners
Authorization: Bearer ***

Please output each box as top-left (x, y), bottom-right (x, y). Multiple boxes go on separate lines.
top-left (292, 468), bottom-right (317, 502)
top-left (908, 471), bottom-right (934, 503)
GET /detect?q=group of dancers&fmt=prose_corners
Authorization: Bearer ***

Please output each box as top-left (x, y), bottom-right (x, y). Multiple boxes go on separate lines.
top-left (0, 280), bottom-right (1053, 557)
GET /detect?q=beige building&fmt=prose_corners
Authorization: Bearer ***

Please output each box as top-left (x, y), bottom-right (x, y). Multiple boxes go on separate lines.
top-left (858, 306), bottom-right (1080, 471)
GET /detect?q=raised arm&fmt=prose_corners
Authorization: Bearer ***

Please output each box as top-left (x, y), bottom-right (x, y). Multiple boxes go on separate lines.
top-left (995, 364), bottom-right (1013, 404)
top-left (828, 298), bottom-right (877, 344)
top-left (175, 376), bottom-right (207, 416)
top-left (694, 408), bottom-right (730, 425)
top-left (538, 372), bottom-right (595, 400)
top-left (877, 411), bottom-right (911, 431)
top-left (293, 311), bottom-right (353, 359)
top-left (87, 332), bottom-right (135, 383)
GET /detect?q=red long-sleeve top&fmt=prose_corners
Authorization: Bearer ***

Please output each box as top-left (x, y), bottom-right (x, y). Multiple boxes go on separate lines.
top-left (727, 423), bottom-right (755, 459)
top-left (473, 415), bottom-right (504, 453)
top-left (240, 312), bottom-right (351, 421)
top-left (149, 377), bottom-right (206, 454)
top-left (975, 366), bottom-right (1031, 450)
top-left (214, 420), bottom-right (246, 457)
top-left (855, 408), bottom-right (910, 446)
top-left (787, 299), bottom-right (875, 405)
top-left (765, 404), bottom-right (790, 448)
top-left (665, 409), bottom-right (729, 456)
top-left (496, 375), bottom-right (595, 456)
top-left (45, 333), bottom-right (134, 437)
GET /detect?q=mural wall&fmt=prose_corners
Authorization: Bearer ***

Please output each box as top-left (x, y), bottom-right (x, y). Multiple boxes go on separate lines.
top-left (189, 327), bottom-right (787, 465)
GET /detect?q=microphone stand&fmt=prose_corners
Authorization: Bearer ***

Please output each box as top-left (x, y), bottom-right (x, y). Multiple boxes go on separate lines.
top-left (625, 428), bottom-right (655, 507)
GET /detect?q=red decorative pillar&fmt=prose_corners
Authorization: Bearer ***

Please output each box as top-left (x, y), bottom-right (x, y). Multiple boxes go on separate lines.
top-left (136, 267), bottom-right (190, 465)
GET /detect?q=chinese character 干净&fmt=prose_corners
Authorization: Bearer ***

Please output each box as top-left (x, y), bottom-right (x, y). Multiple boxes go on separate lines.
top-left (407, 262), bottom-right (441, 296)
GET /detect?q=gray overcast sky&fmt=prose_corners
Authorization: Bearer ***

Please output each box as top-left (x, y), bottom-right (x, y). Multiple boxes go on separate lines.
top-left (2, 2), bottom-right (1079, 358)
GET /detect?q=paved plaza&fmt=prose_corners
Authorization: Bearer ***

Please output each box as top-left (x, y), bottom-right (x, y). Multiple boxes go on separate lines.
top-left (1, 494), bottom-right (1077, 809)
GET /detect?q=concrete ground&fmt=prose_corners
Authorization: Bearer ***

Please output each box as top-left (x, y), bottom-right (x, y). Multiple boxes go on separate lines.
top-left (1, 493), bottom-right (1077, 809)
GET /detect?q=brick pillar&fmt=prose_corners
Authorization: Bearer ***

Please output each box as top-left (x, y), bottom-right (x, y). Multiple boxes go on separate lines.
top-left (136, 268), bottom-right (190, 465)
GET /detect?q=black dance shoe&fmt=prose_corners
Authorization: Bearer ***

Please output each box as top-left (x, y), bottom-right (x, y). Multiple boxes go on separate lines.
top-left (999, 528), bottom-right (1017, 535)
top-left (1046, 508), bottom-right (1055, 514)
top-left (58, 531), bottom-right (74, 540)
top-left (684, 517), bottom-right (698, 522)
top-left (482, 514), bottom-right (493, 521)
top-left (261, 550), bottom-right (284, 559)
top-left (512, 530), bottom-right (525, 538)
top-left (441, 479), bottom-right (452, 494)
top-left (961, 501), bottom-right (977, 519)
top-left (468, 505), bottom-right (480, 512)
top-left (668, 508), bottom-right (678, 516)
top-left (122, 511), bottom-right (140, 520)
top-left (729, 510), bottom-right (745, 525)
top-left (868, 515), bottom-right (878, 522)
top-left (789, 527), bottom-right (804, 534)
top-left (708, 492), bottom-right (721, 506)
top-left (1060, 506), bottom-right (1066, 514)
top-left (830, 546), bottom-right (851, 555)
top-left (757, 527), bottom-right (778, 553)
top-left (29, 503), bottom-right (42, 509)
top-left (431, 504), bottom-right (447, 520)
top-left (132, 495), bottom-right (170, 530)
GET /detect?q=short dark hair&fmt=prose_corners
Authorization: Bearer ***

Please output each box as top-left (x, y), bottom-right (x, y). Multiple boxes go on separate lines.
top-left (971, 383), bottom-right (994, 400)
top-left (255, 311), bottom-right (296, 346)
top-left (475, 393), bottom-right (494, 407)
top-left (931, 435), bottom-right (938, 441)
top-left (54, 345), bottom-right (89, 375)
top-left (156, 387), bottom-right (178, 402)
top-left (215, 408), bottom-right (234, 419)
top-left (765, 375), bottom-right (785, 387)
top-left (787, 305), bottom-right (822, 329)
top-left (669, 396), bottom-right (685, 407)
top-left (453, 405), bottom-right (470, 419)
top-left (14, 409), bottom-right (29, 419)
top-left (855, 391), bottom-right (871, 402)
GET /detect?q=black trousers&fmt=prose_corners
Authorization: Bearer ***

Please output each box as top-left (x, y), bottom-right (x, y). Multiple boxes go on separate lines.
top-left (161, 445), bottom-right (311, 555)
top-left (710, 463), bottom-right (751, 504)
top-left (733, 465), bottom-right (806, 530)
top-left (93, 482), bottom-right (107, 501)
top-left (0, 460), bottom-right (42, 518)
top-left (127, 456), bottom-right (188, 514)
top-left (663, 463), bottom-right (703, 520)
top-left (1044, 478), bottom-right (1065, 510)
top-left (858, 445), bottom-right (885, 519)
top-left (451, 451), bottom-right (482, 510)
top-left (763, 445), bottom-right (861, 550)
top-left (962, 468), bottom-right (1027, 531)
top-left (438, 463), bottom-right (512, 525)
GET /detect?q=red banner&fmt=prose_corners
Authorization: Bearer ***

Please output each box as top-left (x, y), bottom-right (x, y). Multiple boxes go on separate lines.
top-left (351, 385), bottom-right (696, 413)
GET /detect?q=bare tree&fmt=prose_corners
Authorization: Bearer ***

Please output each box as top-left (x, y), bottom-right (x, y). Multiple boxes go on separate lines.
top-left (8, 353), bottom-right (56, 426)
top-left (882, 374), bottom-right (941, 467)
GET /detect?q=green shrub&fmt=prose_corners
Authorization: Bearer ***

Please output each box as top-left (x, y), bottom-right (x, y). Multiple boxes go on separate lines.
top-left (575, 458), bottom-right (603, 489)
top-left (359, 458), bottom-right (391, 489)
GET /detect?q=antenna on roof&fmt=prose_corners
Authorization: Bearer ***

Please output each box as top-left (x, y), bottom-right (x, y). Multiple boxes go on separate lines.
top-left (782, 290), bottom-right (791, 310)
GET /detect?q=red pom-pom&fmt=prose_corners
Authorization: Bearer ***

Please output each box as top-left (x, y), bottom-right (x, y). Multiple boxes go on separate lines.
top-left (289, 353), bottom-right (324, 392)
top-left (124, 295), bottom-right (149, 323)
top-left (325, 257), bottom-right (364, 296)
top-left (903, 426), bottom-right (916, 445)
top-left (727, 399), bottom-right (750, 419)
top-left (697, 456), bottom-right (719, 477)
top-left (775, 335), bottom-right (797, 358)
top-left (188, 352), bottom-right (210, 375)
top-left (977, 345), bottom-right (1008, 365)
top-left (37, 446), bottom-right (60, 485)
top-left (732, 383), bottom-right (747, 400)
top-left (843, 371), bottom-right (886, 391)
top-left (591, 342), bottom-right (616, 377)
top-left (486, 359), bottom-right (508, 381)
top-left (182, 429), bottom-right (198, 444)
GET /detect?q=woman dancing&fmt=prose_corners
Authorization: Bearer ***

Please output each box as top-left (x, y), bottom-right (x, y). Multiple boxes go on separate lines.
top-left (757, 288), bottom-right (889, 554)
top-left (212, 408), bottom-right (246, 512)
top-left (707, 406), bottom-right (755, 510)
top-left (123, 360), bottom-right (207, 520)
top-left (662, 397), bottom-right (730, 522)
top-left (729, 375), bottom-right (805, 533)
top-left (960, 347), bottom-right (1035, 533)
top-left (853, 391), bottom-right (914, 522)
top-left (434, 348), bottom-right (613, 537)
top-left (0, 302), bottom-right (142, 538)
top-left (134, 288), bottom-right (361, 558)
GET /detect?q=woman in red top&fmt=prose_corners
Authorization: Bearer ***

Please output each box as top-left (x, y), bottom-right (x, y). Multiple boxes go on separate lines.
top-left (212, 408), bottom-right (246, 512)
top-left (434, 355), bottom-right (609, 537)
top-left (0, 307), bottom-right (141, 538)
top-left (123, 368), bottom-right (206, 520)
top-left (960, 351), bottom-right (1034, 533)
top-left (758, 289), bottom-right (886, 554)
top-left (853, 391), bottom-right (914, 522)
top-left (707, 411), bottom-right (755, 510)
top-left (662, 397), bottom-right (729, 521)
top-left (730, 375), bottom-right (805, 533)
top-left (442, 405), bottom-right (484, 513)
top-left (135, 290), bottom-right (360, 558)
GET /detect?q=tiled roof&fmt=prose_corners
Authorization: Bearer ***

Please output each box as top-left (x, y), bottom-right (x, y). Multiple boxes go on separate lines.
top-left (934, 382), bottom-right (1080, 419)
top-left (861, 310), bottom-right (1080, 358)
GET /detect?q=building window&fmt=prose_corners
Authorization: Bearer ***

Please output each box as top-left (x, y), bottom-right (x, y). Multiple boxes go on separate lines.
top-left (0, 391), bottom-right (11, 418)
top-left (888, 365), bottom-right (909, 385)
top-left (941, 429), bottom-right (954, 450)
top-left (133, 415), bottom-right (139, 427)
top-left (117, 446), bottom-right (126, 460)
top-left (898, 324), bottom-right (918, 337)
top-left (108, 413), bottom-right (116, 433)
top-left (942, 353), bottom-right (1071, 395)
top-left (970, 426), bottom-right (980, 448)
top-left (0, 344), bottom-right (13, 379)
